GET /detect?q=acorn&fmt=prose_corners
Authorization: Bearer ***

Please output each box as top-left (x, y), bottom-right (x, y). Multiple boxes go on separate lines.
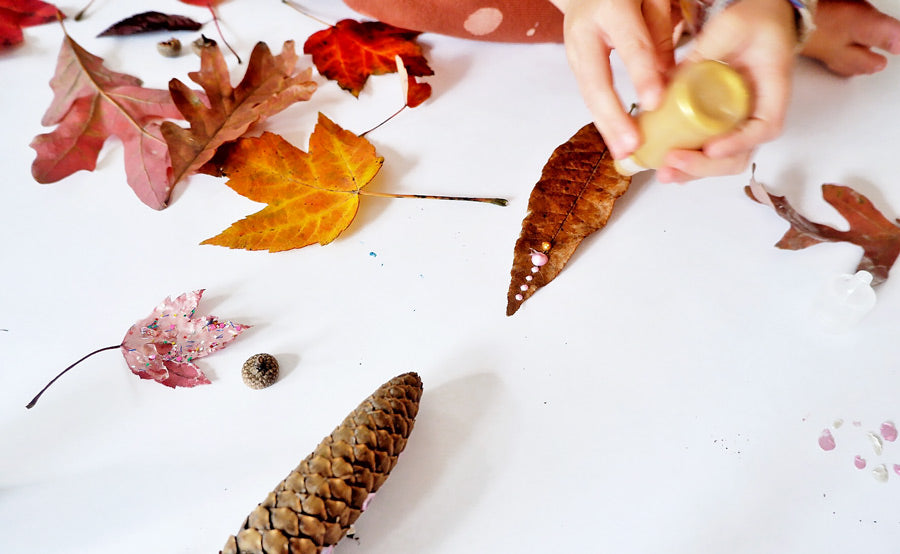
top-left (242, 353), bottom-right (279, 389)
top-left (192, 34), bottom-right (217, 56)
top-left (156, 37), bottom-right (182, 58)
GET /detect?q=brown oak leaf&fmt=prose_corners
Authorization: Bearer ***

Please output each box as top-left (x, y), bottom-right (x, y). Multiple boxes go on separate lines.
top-left (303, 19), bottom-right (433, 97)
top-left (746, 168), bottom-right (900, 285)
top-left (161, 40), bottom-right (317, 187)
top-left (506, 123), bottom-right (631, 316)
top-left (30, 27), bottom-right (185, 210)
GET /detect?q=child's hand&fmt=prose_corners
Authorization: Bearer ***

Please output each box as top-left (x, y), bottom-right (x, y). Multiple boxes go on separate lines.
top-left (551, 0), bottom-right (676, 160)
top-left (658, 0), bottom-right (798, 183)
top-left (801, 0), bottom-right (900, 76)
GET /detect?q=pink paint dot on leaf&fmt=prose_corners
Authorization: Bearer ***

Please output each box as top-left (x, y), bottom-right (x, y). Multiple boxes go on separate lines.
top-left (893, 464), bottom-right (900, 476)
top-left (880, 421), bottom-right (897, 442)
top-left (530, 250), bottom-right (549, 267)
top-left (854, 455), bottom-right (867, 469)
top-left (818, 429), bottom-right (836, 451)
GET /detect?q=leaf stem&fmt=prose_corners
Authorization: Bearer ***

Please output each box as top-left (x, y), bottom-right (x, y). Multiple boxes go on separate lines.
top-left (74, 0), bottom-right (96, 20)
top-left (205, 3), bottom-right (241, 64)
top-left (281, 0), bottom-right (333, 27)
top-left (26, 344), bottom-right (121, 409)
top-left (360, 190), bottom-right (508, 206)
top-left (360, 105), bottom-right (407, 138)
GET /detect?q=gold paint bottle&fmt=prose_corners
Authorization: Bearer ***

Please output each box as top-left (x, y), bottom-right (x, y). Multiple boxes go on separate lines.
top-left (615, 60), bottom-right (751, 176)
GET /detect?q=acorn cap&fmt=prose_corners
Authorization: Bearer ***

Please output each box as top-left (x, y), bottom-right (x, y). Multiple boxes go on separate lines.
top-left (242, 354), bottom-right (279, 389)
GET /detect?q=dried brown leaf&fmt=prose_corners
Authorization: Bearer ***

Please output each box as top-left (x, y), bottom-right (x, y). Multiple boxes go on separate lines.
top-left (746, 168), bottom-right (900, 285)
top-left (506, 123), bottom-right (631, 315)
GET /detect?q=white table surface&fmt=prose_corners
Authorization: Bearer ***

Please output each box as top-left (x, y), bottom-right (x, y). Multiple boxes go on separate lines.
top-left (3, 1), bottom-right (900, 552)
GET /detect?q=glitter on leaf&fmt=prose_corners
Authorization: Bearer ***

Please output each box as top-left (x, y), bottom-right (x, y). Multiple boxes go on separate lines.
top-left (26, 289), bottom-right (249, 408)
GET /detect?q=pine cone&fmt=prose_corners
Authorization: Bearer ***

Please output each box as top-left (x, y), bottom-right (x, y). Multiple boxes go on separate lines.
top-left (221, 372), bottom-right (423, 554)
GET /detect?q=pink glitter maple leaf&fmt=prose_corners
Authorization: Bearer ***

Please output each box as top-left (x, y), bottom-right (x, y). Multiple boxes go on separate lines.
top-left (121, 289), bottom-right (249, 387)
top-left (26, 289), bottom-right (249, 408)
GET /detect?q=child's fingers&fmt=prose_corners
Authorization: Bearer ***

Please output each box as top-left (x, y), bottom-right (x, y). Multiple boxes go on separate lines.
top-left (828, 44), bottom-right (888, 76)
top-left (849, 3), bottom-right (900, 54)
top-left (659, 148), bottom-right (753, 182)
top-left (569, 42), bottom-right (640, 158)
top-left (562, 17), bottom-right (640, 158)
top-left (605, 1), bottom-right (670, 110)
top-left (642, 0), bottom-right (676, 89)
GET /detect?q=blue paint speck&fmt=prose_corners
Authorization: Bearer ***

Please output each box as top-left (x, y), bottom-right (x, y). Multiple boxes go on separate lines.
top-left (369, 251), bottom-right (377, 257)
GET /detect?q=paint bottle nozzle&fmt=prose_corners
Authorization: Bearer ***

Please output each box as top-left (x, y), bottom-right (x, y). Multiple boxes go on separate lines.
top-left (816, 270), bottom-right (877, 331)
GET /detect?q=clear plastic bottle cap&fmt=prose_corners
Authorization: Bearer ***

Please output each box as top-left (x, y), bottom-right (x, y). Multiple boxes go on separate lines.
top-left (815, 270), bottom-right (877, 332)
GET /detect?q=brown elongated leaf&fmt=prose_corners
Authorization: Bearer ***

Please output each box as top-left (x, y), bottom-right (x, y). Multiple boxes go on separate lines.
top-left (506, 123), bottom-right (631, 316)
top-left (746, 168), bottom-right (900, 285)
top-left (97, 11), bottom-right (202, 36)
top-left (161, 40), bottom-right (317, 187)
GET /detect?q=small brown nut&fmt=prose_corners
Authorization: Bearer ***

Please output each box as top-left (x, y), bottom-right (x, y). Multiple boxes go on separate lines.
top-left (192, 34), bottom-right (217, 56)
top-left (242, 353), bottom-right (279, 389)
top-left (156, 37), bottom-right (182, 58)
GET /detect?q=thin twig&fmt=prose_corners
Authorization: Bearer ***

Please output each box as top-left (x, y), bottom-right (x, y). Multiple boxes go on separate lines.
top-left (360, 190), bottom-right (508, 206)
top-left (74, 0), bottom-right (96, 20)
top-left (281, 0), bottom-right (333, 27)
top-left (206, 3), bottom-right (241, 64)
top-left (360, 105), bottom-right (407, 138)
top-left (26, 344), bottom-right (122, 409)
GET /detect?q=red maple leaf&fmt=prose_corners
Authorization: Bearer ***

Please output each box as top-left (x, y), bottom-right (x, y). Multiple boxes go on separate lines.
top-left (120, 289), bottom-right (249, 388)
top-left (304, 19), bottom-right (433, 97)
top-left (26, 290), bottom-right (249, 409)
top-left (0, 0), bottom-right (61, 49)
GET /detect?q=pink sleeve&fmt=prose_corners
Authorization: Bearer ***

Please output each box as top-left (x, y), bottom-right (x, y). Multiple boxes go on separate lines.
top-left (343, 0), bottom-right (564, 42)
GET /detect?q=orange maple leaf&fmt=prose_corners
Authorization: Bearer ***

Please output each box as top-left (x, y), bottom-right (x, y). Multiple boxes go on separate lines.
top-left (201, 113), bottom-right (383, 252)
top-left (303, 19), bottom-right (433, 97)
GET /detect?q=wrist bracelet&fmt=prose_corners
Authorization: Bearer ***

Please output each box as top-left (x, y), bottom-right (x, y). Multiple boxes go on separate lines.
top-left (680, 0), bottom-right (818, 46)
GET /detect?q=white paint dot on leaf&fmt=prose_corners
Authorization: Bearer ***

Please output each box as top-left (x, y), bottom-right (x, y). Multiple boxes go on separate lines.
top-left (463, 7), bottom-right (503, 36)
top-left (873, 464), bottom-right (889, 482)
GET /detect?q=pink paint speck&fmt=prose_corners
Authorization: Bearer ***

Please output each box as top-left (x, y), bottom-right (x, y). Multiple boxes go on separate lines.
top-left (818, 429), bottom-right (836, 451)
top-left (880, 421), bottom-right (897, 442)
top-left (894, 464), bottom-right (900, 476)
top-left (854, 455), bottom-right (867, 469)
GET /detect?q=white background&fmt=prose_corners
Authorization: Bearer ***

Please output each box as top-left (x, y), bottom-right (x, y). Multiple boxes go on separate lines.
top-left (2, 1), bottom-right (900, 552)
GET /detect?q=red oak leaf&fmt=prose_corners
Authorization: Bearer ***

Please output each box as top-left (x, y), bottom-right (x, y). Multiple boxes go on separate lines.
top-left (747, 168), bottom-right (900, 285)
top-left (304, 19), bottom-right (433, 96)
top-left (0, 0), bottom-right (61, 49)
top-left (30, 27), bottom-right (187, 209)
top-left (26, 290), bottom-right (250, 409)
